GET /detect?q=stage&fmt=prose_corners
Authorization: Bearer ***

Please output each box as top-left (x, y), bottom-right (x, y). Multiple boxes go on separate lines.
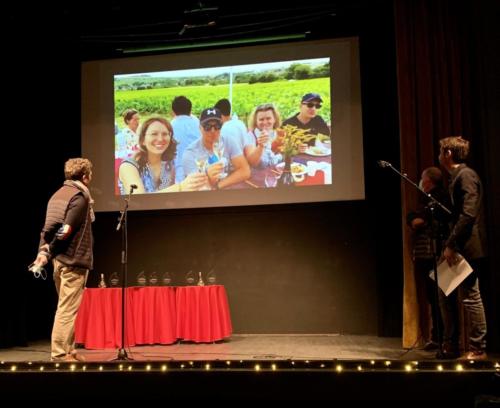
top-left (1, 334), bottom-right (498, 402)
top-left (1, 334), bottom-right (433, 362)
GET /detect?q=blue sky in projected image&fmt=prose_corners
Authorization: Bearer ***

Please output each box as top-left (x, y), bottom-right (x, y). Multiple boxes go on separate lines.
top-left (115, 58), bottom-right (330, 79)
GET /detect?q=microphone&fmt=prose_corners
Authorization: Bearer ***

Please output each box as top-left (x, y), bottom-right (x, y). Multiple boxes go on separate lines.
top-left (377, 160), bottom-right (391, 168)
top-left (130, 184), bottom-right (138, 190)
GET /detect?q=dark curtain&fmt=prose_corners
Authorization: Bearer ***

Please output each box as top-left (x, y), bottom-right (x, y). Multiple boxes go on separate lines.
top-left (394, 0), bottom-right (499, 349)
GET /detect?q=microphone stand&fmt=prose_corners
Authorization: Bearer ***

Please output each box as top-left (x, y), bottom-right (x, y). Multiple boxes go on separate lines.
top-left (113, 185), bottom-right (136, 360)
top-left (378, 161), bottom-right (451, 358)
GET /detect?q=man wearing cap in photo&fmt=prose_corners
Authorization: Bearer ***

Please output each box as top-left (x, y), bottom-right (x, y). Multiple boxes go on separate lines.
top-left (182, 107), bottom-right (250, 190)
top-left (282, 93), bottom-right (331, 146)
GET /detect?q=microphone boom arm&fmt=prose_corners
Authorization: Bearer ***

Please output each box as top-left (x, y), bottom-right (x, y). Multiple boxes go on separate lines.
top-left (379, 160), bottom-right (451, 215)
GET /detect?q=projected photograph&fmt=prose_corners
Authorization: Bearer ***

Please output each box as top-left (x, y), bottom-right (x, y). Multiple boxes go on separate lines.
top-left (114, 58), bottom-right (332, 195)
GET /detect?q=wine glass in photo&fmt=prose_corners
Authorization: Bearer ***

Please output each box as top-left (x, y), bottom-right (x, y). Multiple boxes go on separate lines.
top-left (213, 140), bottom-right (228, 179)
top-left (195, 155), bottom-right (208, 173)
top-left (265, 172), bottom-right (278, 188)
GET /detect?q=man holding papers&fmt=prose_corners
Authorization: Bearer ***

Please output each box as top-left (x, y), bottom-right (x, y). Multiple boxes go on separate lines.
top-left (438, 136), bottom-right (488, 360)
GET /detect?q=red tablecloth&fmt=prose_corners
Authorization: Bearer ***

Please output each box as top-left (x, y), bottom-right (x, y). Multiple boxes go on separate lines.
top-left (75, 287), bottom-right (176, 349)
top-left (129, 287), bottom-right (177, 345)
top-left (75, 285), bottom-right (232, 348)
top-left (176, 285), bottom-right (233, 343)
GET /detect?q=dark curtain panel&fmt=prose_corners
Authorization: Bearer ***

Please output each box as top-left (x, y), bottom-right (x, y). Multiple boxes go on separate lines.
top-left (394, 0), bottom-right (498, 348)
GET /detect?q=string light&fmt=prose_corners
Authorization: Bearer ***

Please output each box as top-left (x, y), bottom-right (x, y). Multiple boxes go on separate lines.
top-left (0, 360), bottom-right (496, 373)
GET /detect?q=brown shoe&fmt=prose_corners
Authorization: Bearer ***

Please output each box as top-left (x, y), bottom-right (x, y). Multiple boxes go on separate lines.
top-left (462, 350), bottom-right (487, 360)
top-left (51, 354), bottom-right (78, 362)
top-left (70, 352), bottom-right (86, 362)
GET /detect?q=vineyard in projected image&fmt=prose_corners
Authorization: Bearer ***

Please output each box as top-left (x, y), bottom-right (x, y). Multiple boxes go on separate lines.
top-left (114, 58), bottom-right (330, 131)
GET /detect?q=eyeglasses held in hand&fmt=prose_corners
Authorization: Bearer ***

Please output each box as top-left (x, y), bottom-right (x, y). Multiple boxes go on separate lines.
top-left (28, 263), bottom-right (47, 280)
top-left (202, 123), bottom-right (222, 131)
top-left (303, 102), bottom-right (322, 109)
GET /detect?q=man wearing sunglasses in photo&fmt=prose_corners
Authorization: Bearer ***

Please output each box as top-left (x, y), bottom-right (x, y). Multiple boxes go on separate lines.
top-left (282, 93), bottom-right (331, 146)
top-left (182, 108), bottom-right (250, 190)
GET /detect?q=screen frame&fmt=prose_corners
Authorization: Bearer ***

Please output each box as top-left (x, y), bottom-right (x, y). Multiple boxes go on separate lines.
top-left (82, 37), bottom-right (364, 212)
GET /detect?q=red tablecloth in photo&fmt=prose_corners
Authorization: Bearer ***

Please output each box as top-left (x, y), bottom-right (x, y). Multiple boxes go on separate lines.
top-left (75, 287), bottom-right (177, 349)
top-left (175, 285), bottom-right (232, 343)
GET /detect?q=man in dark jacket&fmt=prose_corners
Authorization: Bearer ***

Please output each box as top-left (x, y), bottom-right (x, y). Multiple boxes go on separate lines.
top-left (31, 158), bottom-right (94, 362)
top-left (438, 137), bottom-right (487, 360)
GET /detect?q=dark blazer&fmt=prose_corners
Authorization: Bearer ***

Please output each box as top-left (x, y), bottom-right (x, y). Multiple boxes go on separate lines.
top-left (445, 164), bottom-right (487, 260)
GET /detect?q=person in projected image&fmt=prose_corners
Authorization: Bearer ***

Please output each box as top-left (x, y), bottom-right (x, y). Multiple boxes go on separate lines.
top-left (119, 117), bottom-right (207, 194)
top-left (282, 93), bottom-right (331, 147)
top-left (214, 98), bottom-right (250, 152)
top-left (115, 108), bottom-right (140, 159)
top-left (171, 96), bottom-right (201, 183)
top-left (182, 108), bottom-right (250, 190)
top-left (244, 103), bottom-right (283, 168)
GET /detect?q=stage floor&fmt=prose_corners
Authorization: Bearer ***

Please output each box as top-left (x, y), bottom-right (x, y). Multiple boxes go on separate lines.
top-left (0, 334), bottom-right (472, 362)
top-left (2, 334), bottom-right (499, 402)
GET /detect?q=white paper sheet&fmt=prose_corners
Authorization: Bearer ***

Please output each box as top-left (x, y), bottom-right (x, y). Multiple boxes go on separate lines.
top-left (429, 256), bottom-right (473, 296)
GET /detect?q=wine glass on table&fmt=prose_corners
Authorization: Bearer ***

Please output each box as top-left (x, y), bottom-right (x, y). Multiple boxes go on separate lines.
top-left (265, 170), bottom-right (278, 188)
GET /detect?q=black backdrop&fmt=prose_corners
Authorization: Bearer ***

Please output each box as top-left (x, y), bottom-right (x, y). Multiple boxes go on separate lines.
top-left (3, 0), bottom-right (497, 348)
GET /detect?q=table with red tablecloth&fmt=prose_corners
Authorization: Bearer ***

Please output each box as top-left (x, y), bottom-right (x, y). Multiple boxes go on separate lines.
top-left (175, 285), bottom-right (233, 343)
top-left (75, 285), bottom-right (232, 349)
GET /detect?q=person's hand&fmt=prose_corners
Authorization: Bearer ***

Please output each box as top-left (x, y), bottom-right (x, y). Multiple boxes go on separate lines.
top-left (181, 172), bottom-right (209, 191)
top-left (411, 217), bottom-right (425, 229)
top-left (443, 247), bottom-right (460, 266)
top-left (298, 143), bottom-right (308, 153)
top-left (206, 162), bottom-right (224, 184)
top-left (33, 252), bottom-right (48, 268)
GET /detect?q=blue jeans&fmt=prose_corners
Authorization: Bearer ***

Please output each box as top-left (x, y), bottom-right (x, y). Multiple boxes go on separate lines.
top-left (438, 260), bottom-right (487, 351)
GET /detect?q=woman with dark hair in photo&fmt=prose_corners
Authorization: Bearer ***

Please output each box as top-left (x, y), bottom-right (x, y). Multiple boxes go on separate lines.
top-left (119, 117), bottom-right (207, 194)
